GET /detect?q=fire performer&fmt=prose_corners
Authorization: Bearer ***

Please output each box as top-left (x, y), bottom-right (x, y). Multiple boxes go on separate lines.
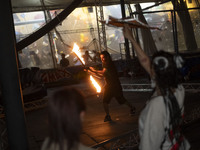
top-left (86, 51), bottom-right (136, 122)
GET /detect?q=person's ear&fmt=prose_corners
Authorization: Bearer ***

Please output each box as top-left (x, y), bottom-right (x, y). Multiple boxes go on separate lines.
top-left (80, 111), bottom-right (85, 122)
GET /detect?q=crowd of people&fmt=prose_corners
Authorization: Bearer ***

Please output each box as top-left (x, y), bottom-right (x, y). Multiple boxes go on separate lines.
top-left (41, 24), bottom-right (190, 150)
top-left (60, 50), bottom-right (101, 68)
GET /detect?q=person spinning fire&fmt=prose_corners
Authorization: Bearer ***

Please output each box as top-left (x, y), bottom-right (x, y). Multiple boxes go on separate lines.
top-left (86, 51), bottom-right (136, 122)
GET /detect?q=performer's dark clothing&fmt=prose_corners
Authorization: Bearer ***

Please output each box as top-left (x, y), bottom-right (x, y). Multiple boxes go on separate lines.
top-left (60, 58), bottom-right (69, 67)
top-left (102, 62), bottom-right (126, 105)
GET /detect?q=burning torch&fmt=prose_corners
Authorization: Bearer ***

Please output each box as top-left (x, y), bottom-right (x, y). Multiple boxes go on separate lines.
top-left (72, 43), bottom-right (101, 94)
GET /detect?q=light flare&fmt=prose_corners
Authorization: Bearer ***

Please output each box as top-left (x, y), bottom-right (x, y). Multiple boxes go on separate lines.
top-left (72, 43), bottom-right (101, 93)
top-left (90, 75), bottom-right (101, 93)
top-left (72, 43), bottom-right (85, 65)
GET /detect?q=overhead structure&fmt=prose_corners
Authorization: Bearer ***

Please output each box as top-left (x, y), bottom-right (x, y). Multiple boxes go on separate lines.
top-left (16, 0), bottom-right (84, 51)
top-left (13, 0), bottom-right (170, 52)
top-left (11, 0), bottom-right (162, 13)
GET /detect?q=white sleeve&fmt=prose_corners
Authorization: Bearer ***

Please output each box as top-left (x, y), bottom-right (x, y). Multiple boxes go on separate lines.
top-left (140, 98), bottom-right (167, 150)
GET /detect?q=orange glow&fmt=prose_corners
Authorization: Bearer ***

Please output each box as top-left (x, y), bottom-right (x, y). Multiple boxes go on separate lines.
top-left (90, 75), bottom-right (101, 93)
top-left (72, 43), bottom-right (101, 93)
top-left (72, 43), bottom-right (85, 65)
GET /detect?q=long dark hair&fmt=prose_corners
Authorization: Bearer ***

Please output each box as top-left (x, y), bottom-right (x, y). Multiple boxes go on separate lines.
top-left (152, 51), bottom-right (184, 146)
top-left (48, 87), bottom-right (86, 150)
top-left (152, 51), bottom-right (183, 89)
top-left (100, 51), bottom-right (113, 65)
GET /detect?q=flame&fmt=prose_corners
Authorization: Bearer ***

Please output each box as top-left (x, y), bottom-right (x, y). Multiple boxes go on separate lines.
top-left (90, 75), bottom-right (101, 93)
top-left (72, 43), bottom-right (85, 65)
top-left (72, 43), bottom-right (101, 93)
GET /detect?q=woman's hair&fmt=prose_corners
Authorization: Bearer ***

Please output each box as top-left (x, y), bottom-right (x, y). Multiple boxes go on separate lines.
top-left (152, 51), bottom-right (183, 89)
top-left (47, 87), bottom-right (86, 150)
top-left (152, 51), bottom-right (184, 147)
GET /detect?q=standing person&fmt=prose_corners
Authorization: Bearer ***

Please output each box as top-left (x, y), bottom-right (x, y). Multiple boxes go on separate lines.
top-left (41, 87), bottom-right (94, 150)
top-left (60, 53), bottom-right (69, 68)
top-left (87, 51), bottom-right (136, 122)
top-left (82, 50), bottom-right (93, 65)
top-left (92, 50), bottom-right (101, 63)
top-left (123, 24), bottom-right (190, 150)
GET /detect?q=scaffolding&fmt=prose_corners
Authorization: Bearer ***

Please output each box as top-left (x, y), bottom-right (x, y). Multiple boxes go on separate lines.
top-left (122, 83), bottom-right (200, 92)
top-left (95, 0), bottom-right (107, 51)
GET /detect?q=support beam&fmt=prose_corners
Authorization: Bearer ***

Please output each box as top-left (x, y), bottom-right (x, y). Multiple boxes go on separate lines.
top-left (120, 0), bottom-right (131, 61)
top-left (95, 0), bottom-right (107, 51)
top-left (0, 0), bottom-right (28, 149)
top-left (171, 10), bottom-right (179, 54)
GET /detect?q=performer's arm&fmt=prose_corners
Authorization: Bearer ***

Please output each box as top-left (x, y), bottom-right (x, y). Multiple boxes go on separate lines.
top-left (123, 24), bottom-right (152, 77)
top-left (88, 67), bottom-right (106, 77)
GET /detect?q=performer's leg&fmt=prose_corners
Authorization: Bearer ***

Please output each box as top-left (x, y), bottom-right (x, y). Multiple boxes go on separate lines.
top-left (115, 93), bottom-right (136, 115)
top-left (124, 101), bottom-right (136, 115)
top-left (103, 89), bottom-right (112, 122)
top-left (103, 102), bottom-right (109, 115)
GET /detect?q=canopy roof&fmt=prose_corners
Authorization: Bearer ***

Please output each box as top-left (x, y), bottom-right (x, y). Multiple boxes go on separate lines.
top-left (11, 0), bottom-right (161, 13)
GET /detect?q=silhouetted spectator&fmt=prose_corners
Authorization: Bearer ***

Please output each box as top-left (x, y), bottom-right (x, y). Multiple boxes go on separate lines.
top-left (60, 53), bottom-right (69, 68)
top-left (82, 50), bottom-right (92, 65)
top-left (92, 50), bottom-right (101, 63)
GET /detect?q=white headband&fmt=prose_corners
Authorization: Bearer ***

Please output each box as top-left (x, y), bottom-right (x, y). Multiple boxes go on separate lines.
top-left (153, 56), bottom-right (169, 70)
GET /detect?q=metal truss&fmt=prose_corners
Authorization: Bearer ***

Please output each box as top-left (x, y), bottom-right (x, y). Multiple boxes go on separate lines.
top-left (0, 104), bottom-right (8, 150)
top-left (184, 106), bottom-right (200, 125)
top-left (92, 129), bottom-right (139, 150)
top-left (0, 97), bottom-right (48, 149)
top-left (0, 97), bottom-right (48, 118)
top-left (23, 97), bottom-right (48, 112)
top-left (122, 83), bottom-right (200, 92)
top-left (95, 0), bottom-right (107, 51)
top-left (122, 84), bottom-right (152, 92)
top-left (182, 83), bottom-right (200, 92)
top-left (0, 118), bottom-right (8, 150)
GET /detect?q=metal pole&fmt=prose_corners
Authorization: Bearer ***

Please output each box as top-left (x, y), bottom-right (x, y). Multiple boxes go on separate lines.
top-left (0, 0), bottom-right (28, 150)
top-left (171, 0), bottom-right (179, 54)
top-left (120, 0), bottom-right (131, 61)
top-left (42, 2), bottom-right (57, 68)
top-left (95, 0), bottom-right (107, 51)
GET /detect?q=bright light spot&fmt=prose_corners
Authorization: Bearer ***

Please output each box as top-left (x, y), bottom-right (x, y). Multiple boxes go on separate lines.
top-left (140, 2), bottom-right (155, 9)
top-left (72, 43), bottom-right (85, 65)
top-left (90, 75), bottom-right (101, 93)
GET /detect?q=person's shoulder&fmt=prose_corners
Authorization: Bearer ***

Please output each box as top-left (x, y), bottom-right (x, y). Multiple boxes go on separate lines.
top-left (148, 95), bottom-right (165, 109)
top-left (176, 84), bottom-right (184, 93)
top-left (41, 137), bottom-right (50, 150)
top-left (78, 143), bottom-right (95, 150)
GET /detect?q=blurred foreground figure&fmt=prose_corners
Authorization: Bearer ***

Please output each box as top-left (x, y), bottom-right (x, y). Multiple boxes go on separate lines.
top-left (123, 24), bottom-right (190, 150)
top-left (87, 51), bottom-right (136, 122)
top-left (41, 87), bottom-right (94, 150)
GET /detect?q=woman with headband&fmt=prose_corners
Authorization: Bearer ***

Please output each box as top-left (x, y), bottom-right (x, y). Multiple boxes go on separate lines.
top-left (123, 24), bottom-right (190, 150)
